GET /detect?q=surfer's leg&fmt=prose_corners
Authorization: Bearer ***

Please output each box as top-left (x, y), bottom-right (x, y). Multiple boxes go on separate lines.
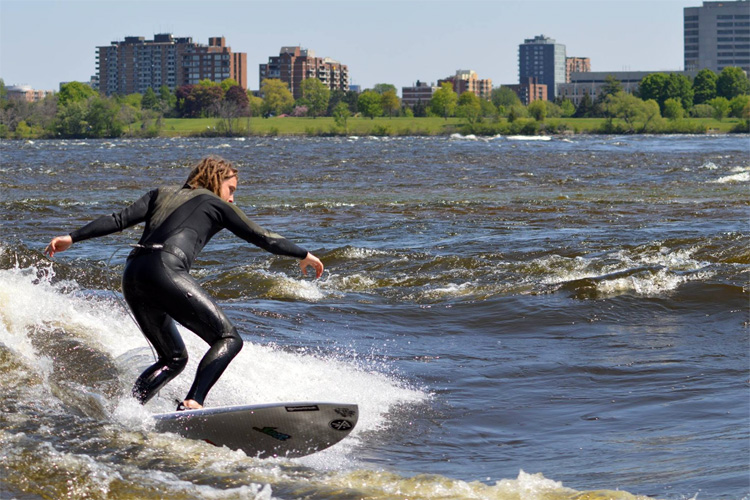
top-left (162, 270), bottom-right (243, 407)
top-left (127, 304), bottom-right (189, 404)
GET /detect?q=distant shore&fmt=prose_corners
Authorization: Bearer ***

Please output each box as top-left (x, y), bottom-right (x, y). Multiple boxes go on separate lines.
top-left (151, 116), bottom-right (749, 137)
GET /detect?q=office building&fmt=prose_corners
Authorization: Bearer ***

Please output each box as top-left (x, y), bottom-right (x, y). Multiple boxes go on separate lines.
top-left (438, 70), bottom-right (492, 99)
top-left (685, 1), bottom-right (750, 74)
top-left (97, 34), bottom-right (247, 96)
top-left (557, 70), bottom-right (699, 106)
top-left (519, 35), bottom-right (567, 100)
top-left (402, 80), bottom-right (439, 107)
top-left (259, 46), bottom-right (349, 100)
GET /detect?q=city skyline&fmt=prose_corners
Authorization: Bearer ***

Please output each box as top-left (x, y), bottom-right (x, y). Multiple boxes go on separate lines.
top-left (1, 0), bottom-right (706, 93)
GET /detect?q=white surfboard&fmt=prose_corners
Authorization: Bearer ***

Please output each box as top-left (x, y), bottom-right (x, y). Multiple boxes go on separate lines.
top-left (152, 402), bottom-right (358, 458)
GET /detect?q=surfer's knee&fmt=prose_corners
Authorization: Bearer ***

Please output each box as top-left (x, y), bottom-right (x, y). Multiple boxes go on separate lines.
top-left (221, 327), bottom-right (243, 358)
top-left (168, 352), bottom-right (189, 373)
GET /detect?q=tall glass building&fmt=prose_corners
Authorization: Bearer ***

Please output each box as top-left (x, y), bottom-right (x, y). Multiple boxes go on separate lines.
top-left (519, 35), bottom-right (567, 100)
top-left (684, 0), bottom-right (750, 74)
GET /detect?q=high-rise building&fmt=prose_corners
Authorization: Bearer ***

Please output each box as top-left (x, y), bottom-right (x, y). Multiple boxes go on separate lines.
top-left (684, 1), bottom-right (750, 74)
top-left (97, 34), bottom-right (247, 96)
top-left (438, 70), bottom-right (492, 99)
top-left (259, 46), bottom-right (349, 100)
top-left (519, 35), bottom-right (566, 100)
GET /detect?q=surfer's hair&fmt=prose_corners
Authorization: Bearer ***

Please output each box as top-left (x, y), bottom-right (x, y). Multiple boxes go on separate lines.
top-left (186, 156), bottom-right (238, 197)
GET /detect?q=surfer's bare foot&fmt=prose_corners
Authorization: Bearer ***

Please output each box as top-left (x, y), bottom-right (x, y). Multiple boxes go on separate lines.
top-left (176, 400), bottom-right (203, 411)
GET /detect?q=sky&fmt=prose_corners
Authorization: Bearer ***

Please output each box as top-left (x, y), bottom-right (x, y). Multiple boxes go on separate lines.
top-left (0, 0), bottom-right (703, 93)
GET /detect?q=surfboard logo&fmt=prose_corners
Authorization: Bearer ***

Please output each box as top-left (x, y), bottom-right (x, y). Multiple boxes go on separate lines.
top-left (329, 419), bottom-right (353, 431)
top-left (253, 426), bottom-right (292, 441)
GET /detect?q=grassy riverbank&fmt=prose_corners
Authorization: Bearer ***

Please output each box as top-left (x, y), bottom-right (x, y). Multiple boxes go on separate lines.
top-left (157, 116), bottom-right (747, 137)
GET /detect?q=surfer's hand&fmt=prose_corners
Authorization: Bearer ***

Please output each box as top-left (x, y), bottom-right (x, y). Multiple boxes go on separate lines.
top-left (300, 253), bottom-right (324, 279)
top-left (45, 235), bottom-right (73, 258)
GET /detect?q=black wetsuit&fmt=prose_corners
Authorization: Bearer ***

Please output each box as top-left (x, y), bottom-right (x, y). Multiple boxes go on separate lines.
top-left (70, 185), bottom-right (308, 406)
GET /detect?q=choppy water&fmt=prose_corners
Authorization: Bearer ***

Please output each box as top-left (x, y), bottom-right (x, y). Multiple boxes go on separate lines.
top-left (0, 134), bottom-right (748, 500)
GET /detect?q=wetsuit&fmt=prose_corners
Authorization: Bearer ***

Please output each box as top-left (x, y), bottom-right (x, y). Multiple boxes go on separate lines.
top-left (69, 185), bottom-right (308, 406)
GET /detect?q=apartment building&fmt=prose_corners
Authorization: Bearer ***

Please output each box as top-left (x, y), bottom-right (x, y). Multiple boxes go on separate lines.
top-left (5, 85), bottom-right (53, 102)
top-left (685, 0), bottom-right (750, 74)
top-left (438, 70), bottom-right (492, 99)
top-left (519, 35), bottom-right (567, 100)
top-left (259, 46), bottom-right (349, 100)
top-left (402, 80), bottom-right (439, 107)
top-left (566, 57), bottom-right (591, 82)
top-left (504, 77), bottom-right (548, 105)
top-left (97, 34), bottom-right (247, 96)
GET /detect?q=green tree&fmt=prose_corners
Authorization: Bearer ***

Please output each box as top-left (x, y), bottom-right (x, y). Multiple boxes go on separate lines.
top-left (663, 98), bottom-right (684, 121)
top-left (247, 93), bottom-right (263, 117)
top-left (430, 82), bottom-right (458, 119)
top-left (692, 69), bottom-right (718, 105)
top-left (716, 67), bottom-right (750, 99)
top-left (491, 86), bottom-right (521, 111)
top-left (142, 87), bottom-right (159, 111)
top-left (574, 91), bottom-right (594, 117)
top-left (298, 78), bottom-right (330, 118)
top-left (708, 96), bottom-right (730, 120)
top-left (57, 82), bottom-right (97, 106)
top-left (664, 73), bottom-right (694, 111)
top-left (604, 93), bottom-right (661, 132)
top-left (456, 91), bottom-right (482, 125)
top-left (601, 75), bottom-right (623, 98)
top-left (638, 73), bottom-right (668, 105)
top-left (480, 98), bottom-right (498, 119)
top-left (159, 85), bottom-right (177, 115)
top-left (86, 96), bottom-right (123, 137)
top-left (260, 79), bottom-right (295, 117)
top-left (729, 95), bottom-right (750, 118)
top-left (559, 98), bottom-right (576, 117)
top-left (372, 83), bottom-right (397, 95)
top-left (332, 101), bottom-right (350, 131)
top-left (527, 99), bottom-right (547, 121)
top-left (380, 89), bottom-right (400, 117)
top-left (358, 90), bottom-right (383, 119)
top-left (220, 79), bottom-right (239, 94)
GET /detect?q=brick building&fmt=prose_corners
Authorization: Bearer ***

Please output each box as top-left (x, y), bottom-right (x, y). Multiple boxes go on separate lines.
top-left (505, 77), bottom-right (548, 105)
top-left (566, 57), bottom-right (591, 82)
top-left (97, 34), bottom-right (247, 96)
top-left (6, 85), bottom-right (53, 102)
top-left (402, 80), bottom-right (439, 107)
top-left (438, 70), bottom-right (492, 99)
top-left (259, 46), bottom-right (349, 100)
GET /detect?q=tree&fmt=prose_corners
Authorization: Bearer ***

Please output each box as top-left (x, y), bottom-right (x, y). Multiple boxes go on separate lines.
top-left (247, 93), bottom-right (263, 117)
top-left (729, 95), bottom-right (750, 118)
top-left (491, 86), bottom-right (521, 112)
top-left (574, 91), bottom-right (594, 118)
top-left (358, 90), bottom-right (383, 119)
top-left (692, 69), bottom-right (718, 105)
top-left (601, 75), bottom-right (623, 98)
top-left (373, 83), bottom-right (397, 95)
top-left (298, 78), bottom-right (330, 118)
top-left (86, 96), bottom-right (123, 137)
top-left (220, 78), bottom-right (239, 94)
top-left (716, 67), bottom-right (750, 99)
top-left (603, 93), bottom-right (661, 132)
top-left (456, 91), bottom-right (482, 125)
top-left (559, 98), bottom-right (576, 117)
top-left (225, 85), bottom-right (250, 115)
top-left (638, 73), bottom-right (668, 105)
top-left (663, 98), bottom-right (684, 121)
top-left (57, 82), bottom-right (97, 106)
top-left (159, 85), bottom-right (177, 115)
top-left (708, 96), bottom-right (730, 121)
top-left (332, 101), bottom-right (350, 132)
top-left (527, 99), bottom-right (547, 121)
top-left (260, 79), bottom-right (294, 117)
top-left (430, 82), bottom-right (458, 119)
top-left (380, 89), bottom-right (400, 117)
top-left (663, 73), bottom-right (694, 111)
top-left (142, 87), bottom-right (159, 111)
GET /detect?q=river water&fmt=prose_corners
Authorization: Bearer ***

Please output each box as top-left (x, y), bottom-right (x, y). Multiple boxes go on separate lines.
top-left (0, 134), bottom-right (747, 500)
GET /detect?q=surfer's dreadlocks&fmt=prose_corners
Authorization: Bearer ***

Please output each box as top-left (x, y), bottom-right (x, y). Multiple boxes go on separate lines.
top-left (186, 156), bottom-right (238, 198)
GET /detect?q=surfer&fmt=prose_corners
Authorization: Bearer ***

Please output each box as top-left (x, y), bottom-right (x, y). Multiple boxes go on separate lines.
top-left (44, 156), bottom-right (323, 411)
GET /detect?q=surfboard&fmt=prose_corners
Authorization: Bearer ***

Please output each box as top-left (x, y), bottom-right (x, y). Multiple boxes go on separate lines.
top-left (152, 402), bottom-right (358, 458)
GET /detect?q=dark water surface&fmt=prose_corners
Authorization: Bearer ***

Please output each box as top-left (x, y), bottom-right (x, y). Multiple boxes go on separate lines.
top-left (0, 135), bottom-right (748, 499)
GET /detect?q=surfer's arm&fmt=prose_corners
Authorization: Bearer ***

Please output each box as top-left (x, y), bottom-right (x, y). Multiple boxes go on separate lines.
top-left (220, 202), bottom-right (324, 278)
top-left (68, 189), bottom-right (156, 243)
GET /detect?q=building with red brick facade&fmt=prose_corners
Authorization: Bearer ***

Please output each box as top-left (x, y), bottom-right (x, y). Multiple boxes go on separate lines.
top-left (259, 46), bottom-right (349, 100)
top-left (97, 34), bottom-right (247, 96)
top-left (505, 77), bottom-right (548, 105)
top-left (566, 57), bottom-right (591, 82)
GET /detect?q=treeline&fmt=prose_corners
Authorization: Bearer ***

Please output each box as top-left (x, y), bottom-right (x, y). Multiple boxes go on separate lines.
top-left (1, 66), bottom-right (748, 139)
